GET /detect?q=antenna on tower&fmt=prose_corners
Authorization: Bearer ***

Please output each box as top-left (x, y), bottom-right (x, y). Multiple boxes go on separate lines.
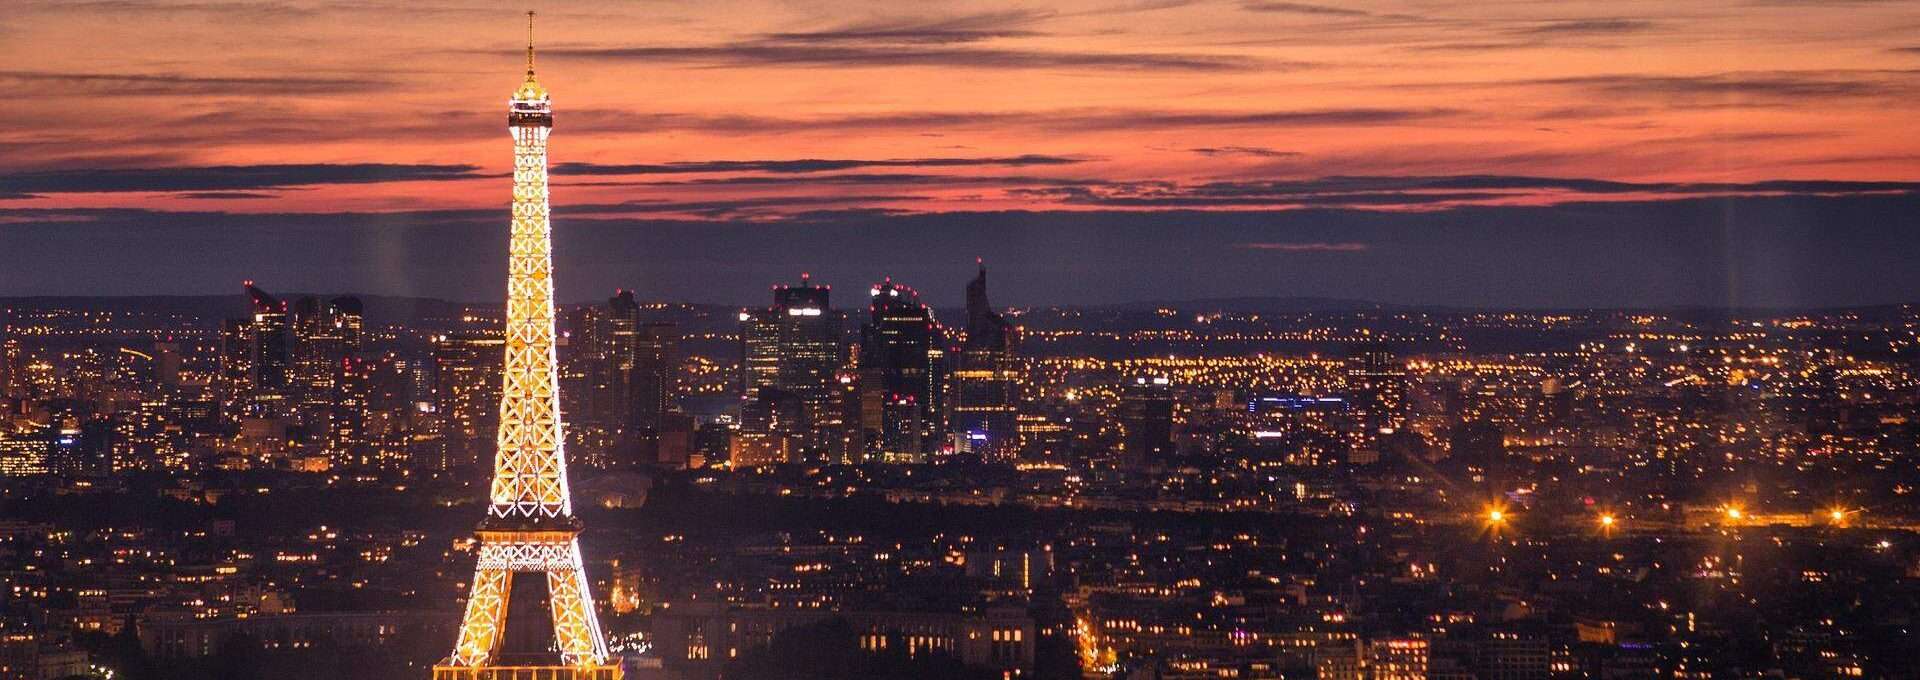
top-left (525, 10), bottom-right (537, 75)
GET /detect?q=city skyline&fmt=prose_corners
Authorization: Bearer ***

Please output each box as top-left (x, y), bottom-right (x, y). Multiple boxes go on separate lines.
top-left (8, 6), bottom-right (1920, 680)
top-left (5, 1), bottom-right (1920, 307)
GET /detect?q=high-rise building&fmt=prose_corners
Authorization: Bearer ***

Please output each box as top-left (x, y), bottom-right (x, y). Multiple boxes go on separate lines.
top-left (1344, 342), bottom-right (1407, 453)
top-left (628, 320), bottom-right (677, 432)
top-left (292, 296), bottom-right (366, 467)
top-left (2, 310), bottom-right (24, 401)
top-left (860, 279), bottom-right (948, 462)
top-left (1119, 376), bottom-right (1175, 468)
top-left (222, 283), bottom-right (294, 419)
top-left (951, 262), bottom-right (1021, 461)
top-left (429, 335), bottom-right (503, 473)
top-left (440, 18), bottom-right (614, 674)
top-left (738, 274), bottom-right (843, 461)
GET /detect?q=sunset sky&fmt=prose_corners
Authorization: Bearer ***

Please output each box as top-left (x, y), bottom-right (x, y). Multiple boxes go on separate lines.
top-left (4, 0), bottom-right (1920, 307)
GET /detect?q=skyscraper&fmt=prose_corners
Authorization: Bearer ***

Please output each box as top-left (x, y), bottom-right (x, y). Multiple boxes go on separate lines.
top-left (738, 274), bottom-right (842, 462)
top-left (440, 16), bottom-right (613, 675)
top-left (627, 320), bottom-right (677, 433)
top-left (222, 283), bottom-right (293, 419)
top-left (951, 262), bottom-right (1021, 461)
top-left (1120, 376), bottom-right (1175, 469)
top-left (292, 296), bottom-right (366, 467)
top-left (860, 279), bottom-right (949, 462)
top-left (1344, 342), bottom-right (1407, 454)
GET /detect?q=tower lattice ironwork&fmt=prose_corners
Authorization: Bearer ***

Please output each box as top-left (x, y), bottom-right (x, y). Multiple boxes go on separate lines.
top-left (436, 13), bottom-right (617, 680)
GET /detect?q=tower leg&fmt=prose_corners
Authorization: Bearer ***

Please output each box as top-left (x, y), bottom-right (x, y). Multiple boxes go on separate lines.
top-left (451, 568), bottom-right (513, 666)
top-left (548, 555), bottom-right (610, 666)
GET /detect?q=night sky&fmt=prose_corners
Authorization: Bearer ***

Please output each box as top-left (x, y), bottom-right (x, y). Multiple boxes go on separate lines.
top-left (3, 1), bottom-right (1919, 307)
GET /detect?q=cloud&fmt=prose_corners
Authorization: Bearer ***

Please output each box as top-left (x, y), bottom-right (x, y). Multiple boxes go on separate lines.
top-left (1188, 146), bottom-right (1303, 158)
top-left (1237, 241), bottom-right (1370, 252)
top-left (562, 194), bottom-right (931, 220)
top-left (548, 44), bottom-right (1267, 72)
top-left (562, 107), bottom-right (1452, 135)
top-left (1238, 2), bottom-right (1372, 17)
top-left (570, 173), bottom-right (1115, 190)
top-left (761, 10), bottom-right (1055, 44)
top-left (175, 191), bottom-right (279, 199)
top-left (0, 70), bottom-right (385, 97)
top-left (0, 164), bottom-right (487, 194)
top-left (1511, 19), bottom-right (1657, 36)
top-left (1891, 46), bottom-right (1920, 55)
top-left (1532, 72), bottom-right (1904, 105)
top-left (1040, 189), bottom-right (1510, 207)
top-left (551, 155), bottom-right (1084, 176)
top-left (1011, 175), bottom-right (1920, 210)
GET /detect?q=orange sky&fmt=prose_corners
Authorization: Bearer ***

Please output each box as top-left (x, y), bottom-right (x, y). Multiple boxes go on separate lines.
top-left (3, 0), bottom-right (1920, 219)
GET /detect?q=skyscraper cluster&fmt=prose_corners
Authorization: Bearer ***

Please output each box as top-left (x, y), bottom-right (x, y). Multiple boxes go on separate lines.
top-left (567, 290), bottom-right (686, 469)
top-left (219, 283), bottom-right (374, 469)
top-left (733, 267), bottom-right (1029, 466)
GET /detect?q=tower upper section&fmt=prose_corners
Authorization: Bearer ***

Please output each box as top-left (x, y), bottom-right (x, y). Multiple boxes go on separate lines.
top-left (509, 11), bottom-right (552, 128)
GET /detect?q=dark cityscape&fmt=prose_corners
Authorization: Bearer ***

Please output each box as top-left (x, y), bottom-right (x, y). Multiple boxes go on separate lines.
top-left (6, 2), bottom-right (1920, 679)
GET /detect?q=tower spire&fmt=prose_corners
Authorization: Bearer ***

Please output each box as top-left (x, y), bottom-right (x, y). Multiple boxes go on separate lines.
top-left (512, 10), bottom-right (548, 102)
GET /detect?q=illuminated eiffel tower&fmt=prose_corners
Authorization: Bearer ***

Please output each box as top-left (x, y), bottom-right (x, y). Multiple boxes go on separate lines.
top-left (435, 13), bottom-right (618, 680)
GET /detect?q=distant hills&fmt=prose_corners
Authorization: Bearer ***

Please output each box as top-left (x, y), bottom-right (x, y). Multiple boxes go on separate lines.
top-left (3, 293), bottom-right (1913, 323)
top-left (1095, 296), bottom-right (1398, 314)
top-left (0, 294), bottom-right (479, 326)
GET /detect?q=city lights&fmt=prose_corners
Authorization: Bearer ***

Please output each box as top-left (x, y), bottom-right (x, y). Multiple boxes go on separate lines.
top-left (3, 7), bottom-right (1919, 680)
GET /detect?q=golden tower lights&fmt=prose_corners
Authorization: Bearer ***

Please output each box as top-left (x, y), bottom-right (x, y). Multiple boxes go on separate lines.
top-left (437, 13), bottom-right (617, 679)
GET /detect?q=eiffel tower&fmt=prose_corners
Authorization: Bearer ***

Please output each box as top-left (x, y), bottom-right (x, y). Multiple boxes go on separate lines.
top-left (434, 13), bottom-right (618, 680)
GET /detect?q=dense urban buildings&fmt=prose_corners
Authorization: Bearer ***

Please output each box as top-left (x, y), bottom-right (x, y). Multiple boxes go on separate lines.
top-left (5, 8), bottom-right (1920, 680)
top-left (8, 288), bottom-right (1920, 679)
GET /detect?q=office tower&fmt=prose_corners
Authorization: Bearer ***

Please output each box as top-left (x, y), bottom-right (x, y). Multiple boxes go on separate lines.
top-left (951, 262), bottom-right (1021, 461)
top-left (0, 335), bottom-right (18, 400)
top-left (628, 320), bottom-right (677, 433)
top-left (739, 308), bottom-right (781, 398)
top-left (829, 368), bottom-right (863, 462)
top-left (292, 296), bottom-right (366, 467)
top-left (1344, 342), bottom-right (1407, 453)
top-left (223, 283), bottom-right (293, 418)
top-left (860, 279), bottom-right (949, 462)
top-left (738, 274), bottom-right (843, 461)
top-left (440, 17), bottom-right (615, 674)
top-left (429, 336), bottom-right (503, 472)
top-left (1119, 376), bottom-right (1175, 468)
